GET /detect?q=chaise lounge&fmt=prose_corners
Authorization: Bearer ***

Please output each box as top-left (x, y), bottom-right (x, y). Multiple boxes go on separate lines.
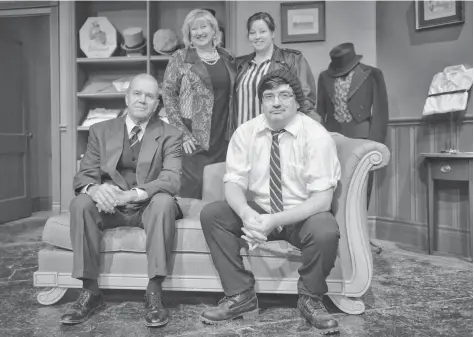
top-left (33, 133), bottom-right (390, 315)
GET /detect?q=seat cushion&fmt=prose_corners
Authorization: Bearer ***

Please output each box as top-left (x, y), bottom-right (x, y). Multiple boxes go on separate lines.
top-left (42, 198), bottom-right (303, 257)
top-left (43, 198), bottom-right (209, 253)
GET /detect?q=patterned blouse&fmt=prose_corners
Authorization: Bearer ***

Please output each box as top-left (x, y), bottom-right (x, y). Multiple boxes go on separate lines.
top-left (236, 60), bottom-right (271, 126)
top-left (333, 69), bottom-right (355, 123)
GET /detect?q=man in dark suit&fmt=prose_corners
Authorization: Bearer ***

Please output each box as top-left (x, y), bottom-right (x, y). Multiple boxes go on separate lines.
top-left (60, 74), bottom-right (183, 327)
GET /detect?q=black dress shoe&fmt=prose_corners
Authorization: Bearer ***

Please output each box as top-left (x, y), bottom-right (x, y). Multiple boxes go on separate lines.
top-left (297, 294), bottom-right (339, 335)
top-left (144, 292), bottom-right (169, 327)
top-left (60, 290), bottom-right (104, 325)
top-left (200, 288), bottom-right (259, 324)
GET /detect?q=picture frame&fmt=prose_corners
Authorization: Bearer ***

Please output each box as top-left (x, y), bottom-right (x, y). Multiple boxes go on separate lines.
top-left (415, 0), bottom-right (465, 30)
top-left (281, 1), bottom-right (325, 43)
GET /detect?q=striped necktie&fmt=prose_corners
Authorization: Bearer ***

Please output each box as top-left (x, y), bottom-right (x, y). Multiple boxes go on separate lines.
top-left (270, 129), bottom-right (285, 232)
top-left (130, 125), bottom-right (141, 149)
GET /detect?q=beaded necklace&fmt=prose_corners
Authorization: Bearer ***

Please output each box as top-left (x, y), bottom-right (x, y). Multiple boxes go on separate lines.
top-left (196, 48), bottom-right (220, 65)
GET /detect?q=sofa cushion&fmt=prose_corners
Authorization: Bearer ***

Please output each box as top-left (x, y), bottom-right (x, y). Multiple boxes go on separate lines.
top-left (43, 198), bottom-right (209, 253)
top-left (42, 198), bottom-right (303, 257)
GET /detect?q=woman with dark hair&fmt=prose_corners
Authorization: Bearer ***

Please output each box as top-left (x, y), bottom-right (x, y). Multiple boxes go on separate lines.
top-left (163, 9), bottom-right (236, 198)
top-left (232, 12), bottom-right (319, 133)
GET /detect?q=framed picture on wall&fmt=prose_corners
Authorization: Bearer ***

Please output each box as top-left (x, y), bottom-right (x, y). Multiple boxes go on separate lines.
top-left (281, 1), bottom-right (325, 43)
top-left (415, 0), bottom-right (465, 30)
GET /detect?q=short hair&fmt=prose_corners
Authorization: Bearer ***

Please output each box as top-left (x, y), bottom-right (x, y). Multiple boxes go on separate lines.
top-left (181, 9), bottom-right (222, 48)
top-left (257, 70), bottom-right (305, 107)
top-left (247, 12), bottom-right (276, 34)
top-left (127, 73), bottom-right (159, 97)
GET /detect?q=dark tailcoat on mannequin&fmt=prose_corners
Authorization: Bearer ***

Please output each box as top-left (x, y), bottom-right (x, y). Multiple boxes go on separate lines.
top-left (317, 43), bottom-right (389, 144)
top-left (317, 43), bottom-right (388, 213)
top-left (70, 114), bottom-right (183, 280)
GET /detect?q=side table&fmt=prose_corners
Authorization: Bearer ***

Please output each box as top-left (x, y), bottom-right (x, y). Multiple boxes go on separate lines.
top-left (420, 152), bottom-right (473, 259)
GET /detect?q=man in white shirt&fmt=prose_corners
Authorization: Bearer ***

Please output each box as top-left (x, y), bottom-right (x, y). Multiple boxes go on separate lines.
top-left (200, 70), bottom-right (341, 335)
top-left (60, 74), bottom-right (183, 327)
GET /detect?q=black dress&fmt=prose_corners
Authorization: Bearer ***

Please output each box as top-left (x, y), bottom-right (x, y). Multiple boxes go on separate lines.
top-left (179, 57), bottom-right (230, 199)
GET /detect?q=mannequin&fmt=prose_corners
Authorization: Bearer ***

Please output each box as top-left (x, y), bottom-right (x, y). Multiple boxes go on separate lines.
top-left (317, 42), bottom-right (389, 253)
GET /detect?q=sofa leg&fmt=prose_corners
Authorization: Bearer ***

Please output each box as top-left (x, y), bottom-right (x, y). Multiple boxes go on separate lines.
top-left (37, 287), bottom-right (68, 305)
top-left (327, 295), bottom-right (365, 315)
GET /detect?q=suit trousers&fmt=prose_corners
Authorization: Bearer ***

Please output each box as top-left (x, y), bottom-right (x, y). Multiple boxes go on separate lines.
top-left (200, 201), bottom-right (340, 298)
top-left (69, 193), bottom-right (178, 280)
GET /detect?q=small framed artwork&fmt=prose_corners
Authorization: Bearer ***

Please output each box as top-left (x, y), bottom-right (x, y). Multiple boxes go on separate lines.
top-left (415, 0), bottom-right (465, 30)
top-left (281, 1), bottom-right (325, 43)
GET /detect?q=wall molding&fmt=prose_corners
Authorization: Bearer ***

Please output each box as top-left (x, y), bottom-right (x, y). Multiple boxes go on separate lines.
top-left (388, 115), bottom-right (473, 126)
top-left (368, 216), bottom-right (470, 256)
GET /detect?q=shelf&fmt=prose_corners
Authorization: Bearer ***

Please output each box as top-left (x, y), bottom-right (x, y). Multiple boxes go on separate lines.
top-left (77, 92), bottom-right (126, 99)
top-left (150, 55), bottom-right (171, 62)
top-left (77, 56), bottom-right (147, 64)
top-left (77, 126), bottom-right (90, 131)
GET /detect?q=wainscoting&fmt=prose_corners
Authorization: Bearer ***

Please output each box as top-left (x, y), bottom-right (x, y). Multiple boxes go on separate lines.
top-left (368, 116), bottom-right (473, 257)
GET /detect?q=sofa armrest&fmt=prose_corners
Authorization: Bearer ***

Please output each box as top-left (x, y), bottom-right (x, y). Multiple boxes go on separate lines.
top-left (330, 133), bottom-right (390, 296)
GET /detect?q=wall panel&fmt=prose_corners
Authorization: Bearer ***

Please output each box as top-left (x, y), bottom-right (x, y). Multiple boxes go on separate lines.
top-left (373, 117), bottom-right (472, 257)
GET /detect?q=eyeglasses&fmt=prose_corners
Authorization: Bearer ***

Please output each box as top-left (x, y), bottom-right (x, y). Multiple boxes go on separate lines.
top-left (262, 92), bottom-right (294, 103)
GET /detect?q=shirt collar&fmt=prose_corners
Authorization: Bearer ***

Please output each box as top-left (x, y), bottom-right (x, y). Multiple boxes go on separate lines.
top-left (256, 113), bottom-right (302, 137)
top-left (125, 114), bottom-right (149, 136)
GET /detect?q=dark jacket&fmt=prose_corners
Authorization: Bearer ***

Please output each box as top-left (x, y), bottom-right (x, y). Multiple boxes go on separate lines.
top-left (73, 115), bottom-right (183, 198)
top-left (163, 46), bottom-right (236, 150)
top-left (317, 63), bottom-right (389, 143)
top-left (231, 45), bottom-right (317, 134)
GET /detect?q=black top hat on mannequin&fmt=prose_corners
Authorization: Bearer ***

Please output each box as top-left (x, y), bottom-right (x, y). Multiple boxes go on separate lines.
top-left (327, 42), bottom-right (363, 77)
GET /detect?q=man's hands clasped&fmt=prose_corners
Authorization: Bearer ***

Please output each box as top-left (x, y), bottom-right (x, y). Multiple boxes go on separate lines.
top-left (87, 184), bottom-right (137, 213)
top-left (240, 207), bottom-right (279, 250)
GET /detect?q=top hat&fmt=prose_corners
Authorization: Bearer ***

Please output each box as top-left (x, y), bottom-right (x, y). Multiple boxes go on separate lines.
top-left (121, 27), bottom-right (146, 52)
top-left (327, 42), bottom-right (362, 77)
top-left (153, 29), bottom-right (179, 55)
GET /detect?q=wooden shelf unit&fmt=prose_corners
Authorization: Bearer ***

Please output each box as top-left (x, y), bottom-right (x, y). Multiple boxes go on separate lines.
top-left (58, 1), bottom-right (231, 212)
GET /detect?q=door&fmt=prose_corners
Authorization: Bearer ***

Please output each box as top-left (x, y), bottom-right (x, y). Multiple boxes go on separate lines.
top-left (0, 35), bottom-right (32, 223)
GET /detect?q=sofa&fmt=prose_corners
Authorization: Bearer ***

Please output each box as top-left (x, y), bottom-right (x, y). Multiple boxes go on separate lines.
top-left (33, 133), bottom-right (390, 315)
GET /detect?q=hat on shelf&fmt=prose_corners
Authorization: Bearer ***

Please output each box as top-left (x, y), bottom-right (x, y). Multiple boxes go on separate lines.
top-left (327, 42), bottom-right (363, 77)
top-left (121, 27), bottom-right (146, 56)
top-left (153, 29), bottom-right (179, 55)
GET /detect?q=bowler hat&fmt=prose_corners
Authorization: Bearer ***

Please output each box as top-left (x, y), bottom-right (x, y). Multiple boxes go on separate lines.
top-left (327, 42), bottom-right (362, 77)
top-left (153, 29), bottom-right (179, 55)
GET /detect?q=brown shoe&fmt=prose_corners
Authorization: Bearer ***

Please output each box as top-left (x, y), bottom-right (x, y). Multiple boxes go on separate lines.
top-left (200, 288), bottom-right (259, 324)
top-left (144, 292), bottom-right (169, 327)
top-left (60, 289), bottom-right (104, 325)
top-left (297, 294), bottom-right (339, 334)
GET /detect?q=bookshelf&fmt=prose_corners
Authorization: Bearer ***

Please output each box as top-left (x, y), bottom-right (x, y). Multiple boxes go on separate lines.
top-left (58, 1), bottom-right (231, 211)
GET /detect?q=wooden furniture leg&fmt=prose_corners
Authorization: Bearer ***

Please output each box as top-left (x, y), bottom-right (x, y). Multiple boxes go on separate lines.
top-left (427, 163), bottom-right (434, 255)
top-left (468, 160), bottom-right (472, 260)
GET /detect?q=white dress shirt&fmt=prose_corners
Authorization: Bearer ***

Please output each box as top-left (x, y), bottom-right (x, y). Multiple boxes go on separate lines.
top-left (423, 65), bottom-right (473, 116)
top-left (224, 113), bottom-right (341, 213)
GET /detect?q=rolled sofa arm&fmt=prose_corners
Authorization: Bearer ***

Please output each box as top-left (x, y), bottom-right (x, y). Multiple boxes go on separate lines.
top-left (330, 133), bottom-right (391, 297)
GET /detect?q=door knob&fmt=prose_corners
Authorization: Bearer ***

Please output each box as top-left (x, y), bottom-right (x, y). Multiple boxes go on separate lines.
top-left (26, 132), bottom-right (33, 140)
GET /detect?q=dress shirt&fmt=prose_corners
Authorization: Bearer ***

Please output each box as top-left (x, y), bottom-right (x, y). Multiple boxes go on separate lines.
top-left (224, 113), bottom-right (341, 213)
top-left (81, 114), bottom-right (150, 201)
top-left (423, 65), bottom-right (473, 116)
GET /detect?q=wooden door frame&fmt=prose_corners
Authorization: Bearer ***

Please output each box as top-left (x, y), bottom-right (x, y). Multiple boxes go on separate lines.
top-left (0, 6), bottom-right (60, 214)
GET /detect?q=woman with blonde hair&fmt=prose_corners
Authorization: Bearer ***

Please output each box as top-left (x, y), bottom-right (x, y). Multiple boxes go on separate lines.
top-left (163, 9), bottom-right (236, 198)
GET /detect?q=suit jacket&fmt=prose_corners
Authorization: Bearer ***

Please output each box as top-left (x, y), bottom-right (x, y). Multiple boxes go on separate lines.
top-left (317, 63), bottom-right (389, 143)
top-left (73, 115), bottom-right (183, 198)
top-left (162, 46), bottom-right (236, 150)
top-left (232, 45), bottom-right (318, 134)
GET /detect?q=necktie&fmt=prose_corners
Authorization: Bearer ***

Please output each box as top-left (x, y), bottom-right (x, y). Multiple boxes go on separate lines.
top-left (130, 125), bottom-right (141, 149)
top-left (270, 129), bottom-right (285, 232)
